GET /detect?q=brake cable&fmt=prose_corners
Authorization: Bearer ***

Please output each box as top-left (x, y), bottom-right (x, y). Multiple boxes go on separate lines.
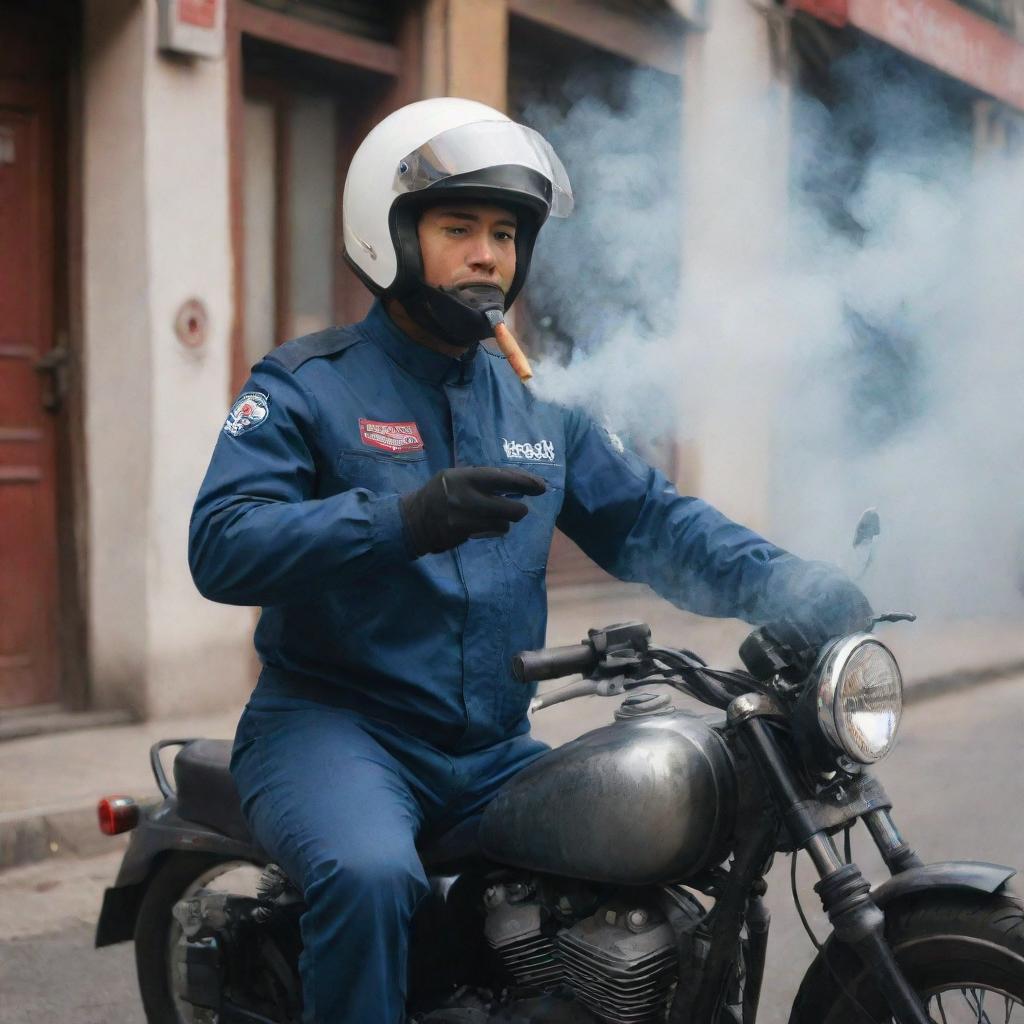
top-left (790, 851), bottom-right (882, 1024)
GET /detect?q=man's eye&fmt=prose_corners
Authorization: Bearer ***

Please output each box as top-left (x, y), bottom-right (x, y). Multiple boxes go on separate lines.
top-left (444, 226), bottom-right (467, 236)
top-left (495, 231), bottom-right (516, 242)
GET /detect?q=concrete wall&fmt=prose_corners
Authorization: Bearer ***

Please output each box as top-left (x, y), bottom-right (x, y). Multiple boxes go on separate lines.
top-left (422, 0), bottom-right (508, 108)
top-left (139, 2), bottom-right (254, 719)
top-left (82, 0), bottom-right (153, 714)
top-left (83, 0), bottom-right (253, 718)
top-left (679, 0), bottom-right (793, 533)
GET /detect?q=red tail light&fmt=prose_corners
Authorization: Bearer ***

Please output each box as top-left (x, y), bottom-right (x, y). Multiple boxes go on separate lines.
top-left (97, 796), bottom-right (140, 835)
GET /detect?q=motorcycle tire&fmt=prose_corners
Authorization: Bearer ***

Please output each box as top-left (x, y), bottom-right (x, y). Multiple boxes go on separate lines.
top-left (789, 889), bottom-right (1024, 1023)
top-left (134, 852), bottom-right (236, 1024)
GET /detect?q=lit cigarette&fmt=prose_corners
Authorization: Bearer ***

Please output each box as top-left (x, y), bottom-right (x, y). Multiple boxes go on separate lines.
top-left (485, 310), bottom-right (533, 382)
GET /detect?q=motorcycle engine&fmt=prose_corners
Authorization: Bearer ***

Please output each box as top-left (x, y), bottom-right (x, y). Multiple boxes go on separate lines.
top-left (482, 879), bottom-right (702, 1024)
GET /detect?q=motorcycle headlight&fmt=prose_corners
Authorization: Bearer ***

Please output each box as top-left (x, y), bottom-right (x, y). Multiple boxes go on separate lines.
top-left (816, 634), bottom-right (903, 764)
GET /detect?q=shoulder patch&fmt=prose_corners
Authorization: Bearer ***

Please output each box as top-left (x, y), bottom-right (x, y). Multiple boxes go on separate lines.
top-left (224, 392), bottom-right (270, 437)
top-left (266, 326), bottom-right (364, 373)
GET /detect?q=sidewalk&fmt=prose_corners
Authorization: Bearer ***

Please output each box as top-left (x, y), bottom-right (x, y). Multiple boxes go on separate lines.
top-left (3, 582), bottom-right (1023, 871)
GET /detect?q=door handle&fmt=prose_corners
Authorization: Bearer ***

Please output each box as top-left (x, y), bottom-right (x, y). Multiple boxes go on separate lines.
top-left (34, 339), bottom-right (70, 413)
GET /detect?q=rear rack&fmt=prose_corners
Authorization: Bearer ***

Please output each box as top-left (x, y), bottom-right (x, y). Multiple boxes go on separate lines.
top-left (149, 738), bottom-right (198, 798)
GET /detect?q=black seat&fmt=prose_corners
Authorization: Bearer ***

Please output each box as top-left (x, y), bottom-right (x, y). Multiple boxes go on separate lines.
top-left (172, 739), bottom-right (487, 871)
top-left (174, 739), bottom-right (252, 844)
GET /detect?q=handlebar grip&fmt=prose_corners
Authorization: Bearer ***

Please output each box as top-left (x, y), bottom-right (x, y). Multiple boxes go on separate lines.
top-left (513, 643), bottom-right (597, 684)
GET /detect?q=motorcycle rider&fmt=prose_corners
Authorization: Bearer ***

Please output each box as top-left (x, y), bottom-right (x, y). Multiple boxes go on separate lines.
top-left (188, 98), bottom-right (871, 1024)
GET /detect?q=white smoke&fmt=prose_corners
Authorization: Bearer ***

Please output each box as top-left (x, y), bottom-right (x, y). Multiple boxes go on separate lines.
top-left (520, 39), bottom-right (1024, 620)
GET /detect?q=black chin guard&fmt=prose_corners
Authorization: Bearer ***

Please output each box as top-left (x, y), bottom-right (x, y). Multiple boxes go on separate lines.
top-left (400, 282), bottom-right (506, 348)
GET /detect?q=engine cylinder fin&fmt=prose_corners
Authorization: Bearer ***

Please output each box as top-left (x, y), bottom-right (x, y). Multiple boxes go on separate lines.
top-left (557, 917), bottom-right (677, 1024)
top-left (486, 931), bottom-right (563, 988)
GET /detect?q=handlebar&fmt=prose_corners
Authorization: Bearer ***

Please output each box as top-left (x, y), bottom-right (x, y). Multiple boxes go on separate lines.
top-left (512, 643), bottom-right (598, 684)
top-left (512, 621), bottom-right (652, 685)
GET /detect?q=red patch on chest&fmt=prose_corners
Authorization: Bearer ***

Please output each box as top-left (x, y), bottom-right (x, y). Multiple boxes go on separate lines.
top-left (359, 419), bottom-right (425, 453)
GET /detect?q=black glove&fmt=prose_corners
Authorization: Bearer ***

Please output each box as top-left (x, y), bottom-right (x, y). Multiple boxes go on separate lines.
top-left (400, 467), bottom-right (547, 557)
top-left (774, 559), bottom-right (874, 645)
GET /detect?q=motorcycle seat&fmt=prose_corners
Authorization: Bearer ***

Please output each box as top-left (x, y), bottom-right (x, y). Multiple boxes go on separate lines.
top-left (174, 739), bottom-right (251, 844)
top-left (172, 739), bottom-right (487, 872)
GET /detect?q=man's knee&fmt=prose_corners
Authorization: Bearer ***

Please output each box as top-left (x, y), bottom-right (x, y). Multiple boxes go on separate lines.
top-left (305, 847), bottom-right (427, 915)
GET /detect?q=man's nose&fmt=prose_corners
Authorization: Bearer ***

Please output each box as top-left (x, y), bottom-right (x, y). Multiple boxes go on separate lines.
top-left (466, 238), bottom-right (497, 271)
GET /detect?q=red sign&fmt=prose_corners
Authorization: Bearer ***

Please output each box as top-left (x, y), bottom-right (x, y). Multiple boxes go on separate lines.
top-left (791, 0), bottom-right (1024, 112)
top-left (178, 0), bottom-right (217, 29)
top-left (359, 419), bottom-right (425, 454)
top-left (788, 0), bottom-right (849, 27)
top-left (849, 0), bottom-right (1024, 112)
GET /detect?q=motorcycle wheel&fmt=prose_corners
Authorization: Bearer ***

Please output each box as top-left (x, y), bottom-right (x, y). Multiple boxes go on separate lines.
top-left (134, 852), bottom-right (263, 1024)
top-left (789, 890), bottom-right (1024, 1023)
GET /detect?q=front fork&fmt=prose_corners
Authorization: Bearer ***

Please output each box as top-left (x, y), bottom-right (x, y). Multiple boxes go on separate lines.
top-left (730, 696), bottom-right (932, 1024)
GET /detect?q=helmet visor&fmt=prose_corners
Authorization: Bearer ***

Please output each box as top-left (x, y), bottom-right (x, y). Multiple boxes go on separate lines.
top-left (395, 120), bottom-right (574, 217)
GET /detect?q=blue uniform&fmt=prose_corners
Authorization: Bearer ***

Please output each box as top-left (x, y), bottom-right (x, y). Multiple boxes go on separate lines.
top-left (189, 301), bottom-right (799, 1022)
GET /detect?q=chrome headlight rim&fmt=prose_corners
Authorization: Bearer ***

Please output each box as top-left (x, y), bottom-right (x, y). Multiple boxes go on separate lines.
top-left (816, 633), bottom-right (903, 765)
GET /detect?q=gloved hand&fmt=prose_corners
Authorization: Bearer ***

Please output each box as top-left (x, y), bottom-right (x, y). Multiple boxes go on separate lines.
top-left (774, 559), bottom-right (874, 645)
top-left (400, 467), bottom-right (547, 556)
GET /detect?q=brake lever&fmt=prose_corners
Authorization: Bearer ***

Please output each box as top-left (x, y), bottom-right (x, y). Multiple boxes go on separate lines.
top-left (528, 675), bottom-right (629, 713)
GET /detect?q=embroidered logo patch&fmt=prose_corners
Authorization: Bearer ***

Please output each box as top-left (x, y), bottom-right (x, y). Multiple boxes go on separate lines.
top-left (223, 392), bottom-right (269, 437)
top-left (359, 419), bottom-right (424, 453)
top-left (502, 437), bottom-right (555, 462)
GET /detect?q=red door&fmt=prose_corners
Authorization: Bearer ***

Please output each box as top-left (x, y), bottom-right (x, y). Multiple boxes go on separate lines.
top-left (0, 73), bottom-right (61, 708)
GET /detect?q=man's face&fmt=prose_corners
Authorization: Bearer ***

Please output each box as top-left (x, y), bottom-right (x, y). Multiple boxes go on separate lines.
top-left (417, 202), bottom-right (518, 295)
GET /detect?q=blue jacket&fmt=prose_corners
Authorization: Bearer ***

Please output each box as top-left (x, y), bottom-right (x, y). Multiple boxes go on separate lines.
top-left (190, 302), bottom-right (798, 752)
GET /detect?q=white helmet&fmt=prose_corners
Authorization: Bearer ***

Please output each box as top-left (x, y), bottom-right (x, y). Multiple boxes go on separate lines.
top-left (342, 97), bottom-right (573, 341)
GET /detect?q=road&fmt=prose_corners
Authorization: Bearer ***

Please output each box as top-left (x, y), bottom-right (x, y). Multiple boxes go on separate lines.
top-left (2, 673), bottom-right (1023, 1023)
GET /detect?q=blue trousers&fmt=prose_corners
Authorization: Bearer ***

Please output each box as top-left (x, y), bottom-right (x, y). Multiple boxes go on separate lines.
top-left (230, 693), bottom-right (548, 1024)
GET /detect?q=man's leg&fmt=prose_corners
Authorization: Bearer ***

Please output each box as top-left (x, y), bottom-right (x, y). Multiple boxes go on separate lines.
top-left (231, 703), bottom-right (430, 1024)
top-left (447, 730), bottom-right (550, 823)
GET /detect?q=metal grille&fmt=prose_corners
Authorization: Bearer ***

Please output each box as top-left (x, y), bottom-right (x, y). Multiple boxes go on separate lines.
top-left (557, 918), bottom-right (677, 1024)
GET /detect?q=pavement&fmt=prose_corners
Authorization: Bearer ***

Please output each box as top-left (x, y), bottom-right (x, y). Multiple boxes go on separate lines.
top-left (2, 581), bottom-right (1023, 872)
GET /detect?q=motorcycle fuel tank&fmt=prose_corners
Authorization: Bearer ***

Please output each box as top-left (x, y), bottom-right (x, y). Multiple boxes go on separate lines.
top-left (480, 710), bottom-right (738, 885)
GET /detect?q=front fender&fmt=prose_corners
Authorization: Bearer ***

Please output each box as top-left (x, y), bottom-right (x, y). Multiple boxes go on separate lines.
top-left (870, 859), bottom-right (1016, 907)
top-left (787, 860), bottom-right (1020, 1023)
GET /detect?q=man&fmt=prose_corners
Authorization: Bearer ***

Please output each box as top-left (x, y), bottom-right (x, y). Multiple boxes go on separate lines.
top-left (189, 98), bottom-right (870, 1024)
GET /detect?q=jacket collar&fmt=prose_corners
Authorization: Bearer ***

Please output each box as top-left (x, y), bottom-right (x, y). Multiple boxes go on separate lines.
top-left (364, 300), bottom-right (478, 386)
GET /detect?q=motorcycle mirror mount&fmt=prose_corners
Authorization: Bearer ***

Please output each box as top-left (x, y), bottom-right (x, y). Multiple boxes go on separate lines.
top-left (853, 507), bottom-right (881, 549)
top-left (851, 506), bottom-right (881, 581)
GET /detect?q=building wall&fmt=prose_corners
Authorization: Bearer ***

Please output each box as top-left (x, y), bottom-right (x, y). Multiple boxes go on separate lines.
top-left (72, 0), bottom-right (1021, 720)
top-left (679, 0), bottom-right (793, 534)
top-left (140, 0), bottom-right (253, 719)
top-left (83, 0), bottom-right (252, 717)
top-left (82, 0), bottom-right (153, 714)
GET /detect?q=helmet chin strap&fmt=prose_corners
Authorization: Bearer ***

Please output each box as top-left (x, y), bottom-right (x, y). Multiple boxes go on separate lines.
top-left (400, 281), bottom-right (507, 348)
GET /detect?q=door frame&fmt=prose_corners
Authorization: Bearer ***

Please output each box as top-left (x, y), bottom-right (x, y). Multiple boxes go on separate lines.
top-left (0, 1), bottom-right (88, 711)
top-left (226, 0), bottom-right (422, 395)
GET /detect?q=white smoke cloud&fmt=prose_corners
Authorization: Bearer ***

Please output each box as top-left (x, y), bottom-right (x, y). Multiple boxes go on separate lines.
top-left (519, 38), bottom-right (1024, 620)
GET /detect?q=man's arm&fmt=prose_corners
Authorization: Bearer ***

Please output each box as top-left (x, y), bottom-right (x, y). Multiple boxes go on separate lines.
top-left (557, 409), bottom-right (866, 630)
top-left (188, 359), bottom-right (410, 606)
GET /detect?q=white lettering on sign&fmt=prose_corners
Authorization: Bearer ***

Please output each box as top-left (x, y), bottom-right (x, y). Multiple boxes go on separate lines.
top-left (502, 438), bottom-right (556, 462)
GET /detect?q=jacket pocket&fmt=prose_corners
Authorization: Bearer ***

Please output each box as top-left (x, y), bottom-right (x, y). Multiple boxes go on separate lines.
top-left (500, 461), bottom-right (564, 575)
top-left (337, 448), bottom-right (428, 496)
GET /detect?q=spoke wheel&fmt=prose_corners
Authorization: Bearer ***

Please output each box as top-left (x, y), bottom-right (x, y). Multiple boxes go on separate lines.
top-left (135, 853), bottom-right (263, 1024)
top-left (922, 985), bottom-right (1022, 1024)
top-left (789, 891), bottom-right (1024, 1024)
